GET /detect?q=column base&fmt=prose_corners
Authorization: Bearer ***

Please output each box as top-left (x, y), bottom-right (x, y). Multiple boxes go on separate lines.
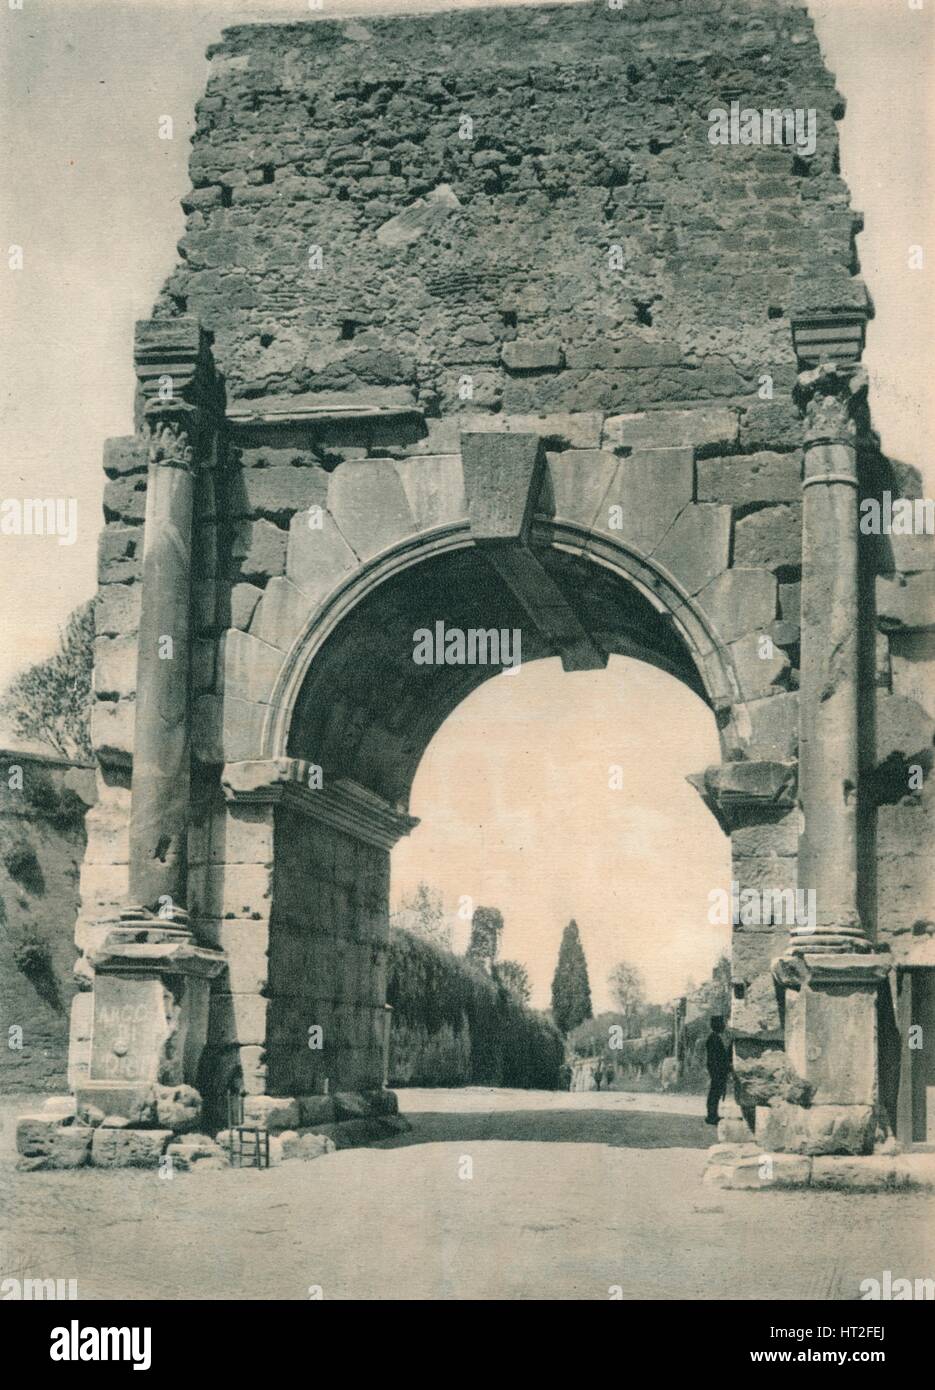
top-left (73, 923), bottom-right (226, 1127)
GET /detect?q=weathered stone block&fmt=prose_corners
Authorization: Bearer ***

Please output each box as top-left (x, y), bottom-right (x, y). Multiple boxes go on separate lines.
top-left (235, 465), bottom-right (326, 520)
top-left (653, 504), bottom-right (732, 595)
top-left (731, 812), bottom-right (799, 861)
top-left (230, 582), bottom-right (264, 631)
top-left (16, 1115), bottom-right (92, 1169)
top-left (286, 507), bottom-right (359, 607)
top-left (697, 451), bottom-right (800, 505)
top-left (155, 1083), bottom-right (202, 1133)
top-left (375, 183), bottom-right (460, 247)
top-left (200, 919), bottom-right (269, 994)
top-left (756, 1101), bottom-right (874, 1156)
top-left (462, 412), bottom-right (602, 450)
top-left (208, 992), bottom-right (268, 1047)
top-left (231, 518), bottom-right (287, 581)
top-left (78, 858), bottom-right (128, 920)
top-left (204, 861), bottom-right (272, 921)
top-left (83, 788), bottom-right (131, 865)
top-left (744, 691), bottom-right (799, 760)
top-left (875, 691), bottom-right (934, 767)
top-left (592, 448), bottom-right (694, 554)
top-left (461, 431), bottom-right (543, 542)
top-left (778, 581), bottom-right (801, 619)
top-left (326, 459), bottom-right (415, 560)
top-left (103, 436), bottom-right (148, 476)
top-left (242, 1095), bottom-right (300, 1132)
top-left (217, 629), bottom-right (283, 704)
top-left (209, 803), bottom-right (274, 866)
top-left (889, 631), bottom-right (935, 720)
top-left (734, 1050), bottom-right (812, 1108)
top-left (501, 339), bottom-right (564, 372)
top-left (393, 455), bottom-right (467, 532)
top-left (95, 583), bottom-right (140, 638)
top-left (543, 448), bottom-right (616, 530)
top-left (279, 1130), bottom-right (338, 1160)
top-left (248, 577), bottom-right (310, 651)
top-left (697, 568), bottom-right (777, 643)
top-left (192, 693), bottom-right (268, 765)
top-left (565, 339), bottom-right (681, 370)
top-left (93, 635), bottom-right (137, 701)
top-left (733, 504), bottom-right (801, 570)
top-left (876, 572), bottom-right (935, 631)
top-left (728, 631), bottom-right (791, 699)
top-left (602, 406), bottom-right (738, 453)
top-left (166, 1135), bottom-right (230, 1171)
top-left (103, 473), bottom-right (148, 524)
top-left (98, 526), bottom-right (142, 585)
top-left (884, 532), bottom-right (935, 575)
top-left (91, 1127), bottom-right (172, 1168)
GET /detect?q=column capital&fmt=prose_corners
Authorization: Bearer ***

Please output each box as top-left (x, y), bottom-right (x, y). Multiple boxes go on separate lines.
top-left (133, 317), bottom-right (221, 457)
top-left (140, 420), bottom-right (195, 475)
top-left (793, 362), bottom-right (868, 449)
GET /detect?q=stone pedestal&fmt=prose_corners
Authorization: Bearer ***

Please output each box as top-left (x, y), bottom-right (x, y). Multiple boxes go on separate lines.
top-left (75, 925), bottom-right (225, 1122)
top-left (782, 953), bottom-right (889, 1108)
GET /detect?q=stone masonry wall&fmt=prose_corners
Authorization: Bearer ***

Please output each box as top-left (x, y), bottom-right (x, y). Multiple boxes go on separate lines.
top-left (265, 810), bottom-right (389, 1095)
top-left (159, 0), bottom-right (862, 421)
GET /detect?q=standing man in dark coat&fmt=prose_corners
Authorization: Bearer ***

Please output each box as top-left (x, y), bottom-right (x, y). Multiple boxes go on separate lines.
top-left (705, 1015), bottom-right (731, 1125)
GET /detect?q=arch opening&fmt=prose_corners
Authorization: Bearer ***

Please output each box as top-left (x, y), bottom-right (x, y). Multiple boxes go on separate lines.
top-left (259, 540), bottom-right (736, 1097)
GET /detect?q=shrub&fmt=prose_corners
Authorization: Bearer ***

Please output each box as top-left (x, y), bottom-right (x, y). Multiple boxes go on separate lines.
top-left (386, 926), bottom-right (563, 1089)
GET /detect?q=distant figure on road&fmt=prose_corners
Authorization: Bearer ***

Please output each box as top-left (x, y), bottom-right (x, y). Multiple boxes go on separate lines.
top-left (593, 1059), bottom-right (605, 1091)
top-left (659, 1055), bottom-right (679, 1093)
top-left (705, 1015), bottom-right (731, 1125)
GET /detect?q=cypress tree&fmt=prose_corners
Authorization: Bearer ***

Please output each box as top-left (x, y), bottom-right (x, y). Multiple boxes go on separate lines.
top-left (550, 920), bottom-right (593, 1034)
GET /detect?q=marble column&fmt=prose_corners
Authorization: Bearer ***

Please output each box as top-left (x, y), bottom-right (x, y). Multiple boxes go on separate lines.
top-left (125, 419), bottom-right (195, 925)
top-left (792, 362), bottom-right (870, 953)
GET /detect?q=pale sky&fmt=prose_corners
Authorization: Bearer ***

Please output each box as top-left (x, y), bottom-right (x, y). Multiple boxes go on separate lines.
top-left (1, 0), bottom-right (930, 1008)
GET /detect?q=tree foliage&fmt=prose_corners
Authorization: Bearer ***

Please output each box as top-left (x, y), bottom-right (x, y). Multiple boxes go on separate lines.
top-left (608, 960), bottom-right (646, 1034)
top-left (390, 881), bottom-right (452, 949)
top-left (494, 959), bottom-right (532, 1006)
top-left (550, 919), bottom-right (593, 1035)
top-left (0, 602), bottom-right (94, 761)
top-left (466, 905), bottom-right (503, 972)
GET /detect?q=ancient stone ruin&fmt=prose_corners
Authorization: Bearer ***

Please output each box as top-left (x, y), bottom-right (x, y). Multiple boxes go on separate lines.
top-left (19, 0), bottom-right (934, 1180)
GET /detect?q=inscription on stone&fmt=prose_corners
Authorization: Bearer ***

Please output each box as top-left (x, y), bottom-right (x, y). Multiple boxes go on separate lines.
top-left (89, 976), bottom-right (166, 1083)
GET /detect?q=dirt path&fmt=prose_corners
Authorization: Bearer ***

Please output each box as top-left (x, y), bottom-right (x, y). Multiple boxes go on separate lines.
top-left (2, 1090), bottom-right (932, 1300)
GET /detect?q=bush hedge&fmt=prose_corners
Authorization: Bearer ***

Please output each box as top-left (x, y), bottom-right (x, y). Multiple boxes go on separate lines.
top-left (386, 926), bottom-right (563, 1089)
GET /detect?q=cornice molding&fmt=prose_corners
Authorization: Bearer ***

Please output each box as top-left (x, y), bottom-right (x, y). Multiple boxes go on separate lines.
top-left (221, 759), bottom-right (418, 849)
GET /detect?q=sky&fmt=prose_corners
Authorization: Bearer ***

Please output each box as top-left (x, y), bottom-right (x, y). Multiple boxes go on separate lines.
top-left (0, 0), bottom-right (931, 1008)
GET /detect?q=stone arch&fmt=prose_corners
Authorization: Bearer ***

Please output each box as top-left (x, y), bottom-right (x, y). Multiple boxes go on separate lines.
top-left (203, 433), bottom-right (797, 1101)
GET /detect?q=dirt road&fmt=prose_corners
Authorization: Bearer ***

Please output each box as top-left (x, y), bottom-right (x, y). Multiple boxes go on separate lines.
top-left (3, 1089), bottom-right (932, 1300)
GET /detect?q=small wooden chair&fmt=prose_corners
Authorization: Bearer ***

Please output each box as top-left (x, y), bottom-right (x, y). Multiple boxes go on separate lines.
top-left (226, 1090), bottom-right (270, 1170)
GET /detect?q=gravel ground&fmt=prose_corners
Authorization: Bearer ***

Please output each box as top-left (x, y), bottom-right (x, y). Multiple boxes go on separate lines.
top-left (2, 1089), bottom-right (932, 1301)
